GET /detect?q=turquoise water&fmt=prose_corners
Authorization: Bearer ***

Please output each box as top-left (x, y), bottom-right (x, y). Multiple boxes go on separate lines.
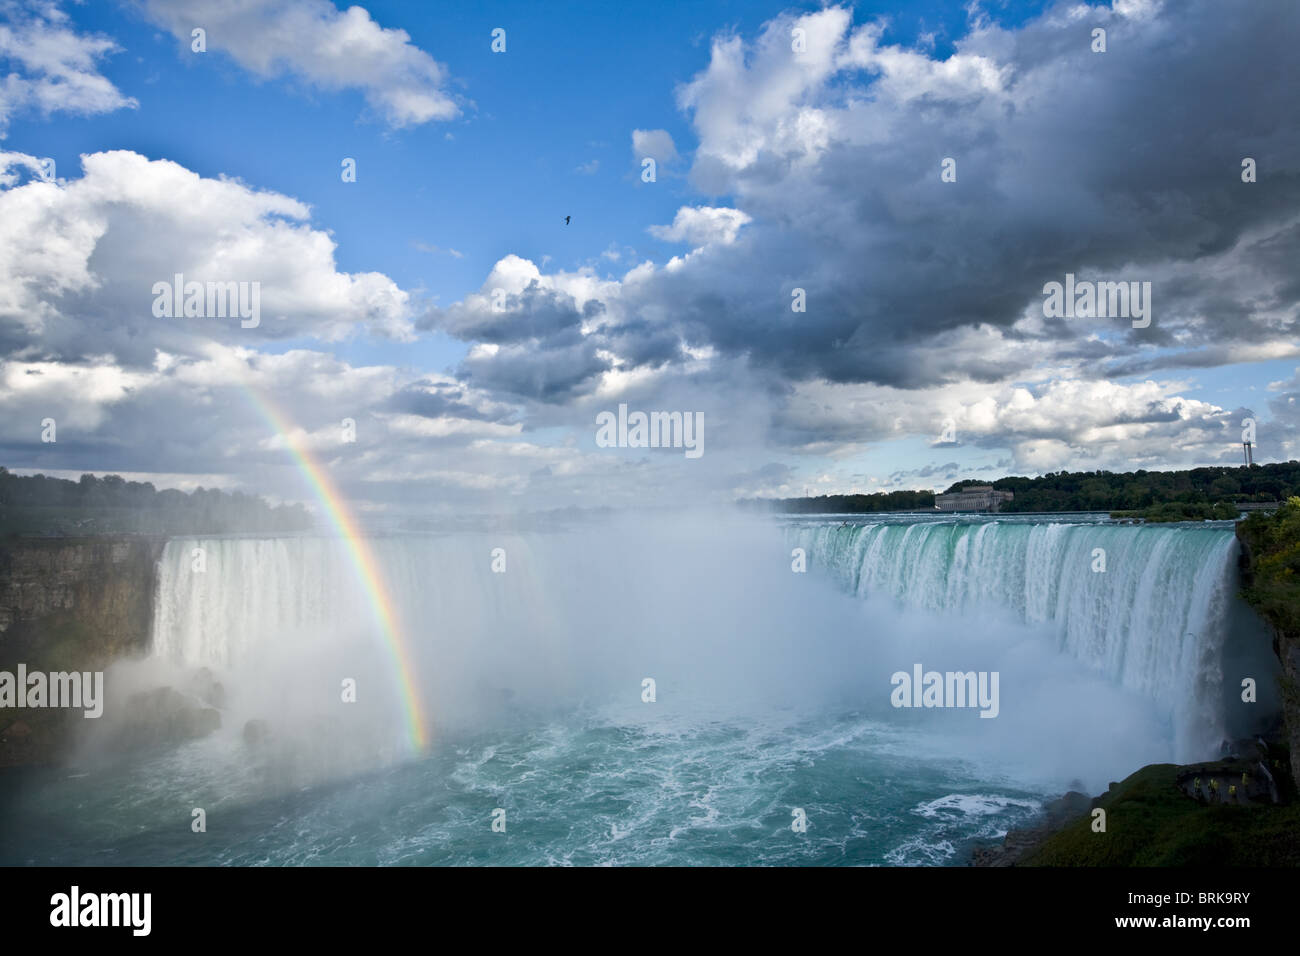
top-left (3, 707), bottom-right (1049, 866)
top-left (0, 514), bottom-right (1262, 866)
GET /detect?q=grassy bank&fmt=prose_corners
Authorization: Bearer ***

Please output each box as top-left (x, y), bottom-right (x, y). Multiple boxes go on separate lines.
top-left (1020, 758), bottom-right (1300, 866)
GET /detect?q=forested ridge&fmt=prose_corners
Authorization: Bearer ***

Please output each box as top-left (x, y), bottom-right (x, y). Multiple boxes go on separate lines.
top-left (0, 467), bottom-right (312, 535)
top-left (744, 461), bottom-right (1300, 514)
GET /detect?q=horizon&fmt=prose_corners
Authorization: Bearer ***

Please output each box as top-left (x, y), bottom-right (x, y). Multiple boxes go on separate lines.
top-left (6, 458), bottom-right (1297, 521)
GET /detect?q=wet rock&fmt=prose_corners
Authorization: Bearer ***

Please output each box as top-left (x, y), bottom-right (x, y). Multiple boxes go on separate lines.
top-left (103, 686), bottom-right (220, 752)
top-left (972, 790), bottom-right (1092, 866)
top-left (0, 717), bottom-right (50, 767)
top-left (1044, 790), bottom-right (1092, 823)
top-left (188, 667), bottom-right (226, 709)
top-left (0, 536), bottom-right (166, 766)
top-left (242, 719), bottom-right (271, 747)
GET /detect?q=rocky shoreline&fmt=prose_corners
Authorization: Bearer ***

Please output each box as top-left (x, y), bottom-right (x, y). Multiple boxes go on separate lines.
top-left (970, 738), bottom-right (1293, 866)
top-left (970, 790), bottom-right (1092, 866)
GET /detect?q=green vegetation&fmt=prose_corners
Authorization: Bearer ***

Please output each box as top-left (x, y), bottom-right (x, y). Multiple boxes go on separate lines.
top-left (0, 468), bottom-right (312, 536)
top-left (744, 461), bottom-right (1300, 514)
top-left (1237, 496), bottom-right (1300, 637)
top-left (1237, 498), bottom-right (1300, 742)
top-left (1110, 501), bottom-right (1240, 523)
top-left (987, 462), bottom-right (1299, 513)
top-left (1021, 758), bottom-right (1300, 866)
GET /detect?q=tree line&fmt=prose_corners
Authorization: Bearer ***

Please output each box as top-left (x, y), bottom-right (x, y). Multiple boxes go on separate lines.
top-left (1237, 497), bottom-right (1300, 637)
top-left (743, 461), bottom-right (1300, 514)
top-left (0, 468), bottom-right (313, 536)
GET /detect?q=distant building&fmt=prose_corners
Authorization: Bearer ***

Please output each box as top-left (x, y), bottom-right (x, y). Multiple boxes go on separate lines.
top-left (934, 485), bottom-right (1014, 513)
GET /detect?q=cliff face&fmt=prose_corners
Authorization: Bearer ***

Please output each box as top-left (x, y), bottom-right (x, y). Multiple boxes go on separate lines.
top-left (1260, 616), bottom-right (1300, 785)
top-left (1236, 518), bottom-right (1300, 786)
top-left (0, 536), bottom-right (165, 765)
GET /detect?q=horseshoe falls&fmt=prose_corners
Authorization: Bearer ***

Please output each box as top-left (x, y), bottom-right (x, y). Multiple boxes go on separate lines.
top-left (788, 515), bottom-right (1253, 762)
top-left (0, 514), bottom-right (1277, 866)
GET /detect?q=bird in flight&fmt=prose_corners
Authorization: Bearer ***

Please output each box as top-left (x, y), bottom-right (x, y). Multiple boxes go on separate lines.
top-left (564, 216), bottom-right (571, 225)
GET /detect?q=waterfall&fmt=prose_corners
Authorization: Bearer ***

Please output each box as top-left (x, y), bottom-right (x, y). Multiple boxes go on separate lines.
top-left (149, 519), bottom-right (1247, 764)
top-left (148, 532), bottom-right (584, 738)
top-left (150, 533), bottom-right (549, 673)
top-left (790, 517), bottom-right (1239, 758)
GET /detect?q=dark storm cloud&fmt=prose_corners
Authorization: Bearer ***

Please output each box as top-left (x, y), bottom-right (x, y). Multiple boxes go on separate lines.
top-left (458, 333), bottom-right (612, 403)
top-left (674, 1), bottom-right (1300, 387)
top-left (423, 281), bottom-right (589, 344)
top-left (384, 379), bottom-right (517, 424)
top-left (600, 317), bottom-right (684, 368)
top-left (888, 462), bottom-right (961, 485)
top-left (425, 1), bottom-right (1300, 400)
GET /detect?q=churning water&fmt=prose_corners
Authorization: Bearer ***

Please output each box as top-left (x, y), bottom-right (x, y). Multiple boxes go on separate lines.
top-left (0, 513), bottom-right (1274, 866)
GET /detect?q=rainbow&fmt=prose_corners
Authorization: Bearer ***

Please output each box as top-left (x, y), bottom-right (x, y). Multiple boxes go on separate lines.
top-left (239, 387), bottom-right (430, 753)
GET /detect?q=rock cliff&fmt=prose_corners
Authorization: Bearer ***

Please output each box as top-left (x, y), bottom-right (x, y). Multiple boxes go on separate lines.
top-left (0, 536), bottom-right (165, 765)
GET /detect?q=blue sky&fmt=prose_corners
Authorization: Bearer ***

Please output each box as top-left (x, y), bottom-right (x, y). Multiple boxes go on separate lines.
top-left (1, 0), bottom-right (1297, 512)
top-left (14, 0), bottom-right (1038, 367)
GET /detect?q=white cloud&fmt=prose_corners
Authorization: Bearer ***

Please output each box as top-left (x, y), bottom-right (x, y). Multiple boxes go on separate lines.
top-left (0, 341), bottom-right (549, 510)
top-left (0, 0), bottom-right (137, 136)
top-left (0, 149), bottom-right (415, 360)
top-left (5, 1), bottom-right (1295, 512)
top-left (631, 128), bottom-right (678, 164)
top-left (412, 1), bottom-right (1300, 500)
top-left (649, 206), bottom-right (752, 247)
top-left (774, 374), bottom-right (1235, 472)
top-left (137, 0), bottom-right (459, 127)
top-left (0, 354), bottom-right (155, 429)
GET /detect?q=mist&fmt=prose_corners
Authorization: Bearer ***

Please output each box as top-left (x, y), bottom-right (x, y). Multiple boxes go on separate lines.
top-left (72, 512), bottom-right (1219, 801)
